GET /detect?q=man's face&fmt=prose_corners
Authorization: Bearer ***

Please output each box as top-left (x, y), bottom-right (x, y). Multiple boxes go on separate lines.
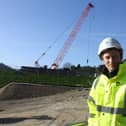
top-left (101, 49), bottom-right (121, 72)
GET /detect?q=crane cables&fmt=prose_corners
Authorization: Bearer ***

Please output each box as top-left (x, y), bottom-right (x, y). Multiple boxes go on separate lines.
top-left (86, 15), bottom-right (95, 65)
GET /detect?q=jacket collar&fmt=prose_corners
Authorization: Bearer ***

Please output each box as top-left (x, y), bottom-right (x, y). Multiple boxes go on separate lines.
top-left (102, 66), bottom-right (119, 78)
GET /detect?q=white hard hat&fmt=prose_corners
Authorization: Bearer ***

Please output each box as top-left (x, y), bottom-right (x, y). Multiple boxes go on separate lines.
top-left (98, 37), bottom-right (122, 56)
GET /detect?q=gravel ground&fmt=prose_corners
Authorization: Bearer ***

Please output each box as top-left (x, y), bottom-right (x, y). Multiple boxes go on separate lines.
top-left (0, 83), bottom-right (89, 126)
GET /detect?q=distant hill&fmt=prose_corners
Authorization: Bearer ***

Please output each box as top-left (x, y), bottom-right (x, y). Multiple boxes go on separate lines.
top-left (0, 63), bottom-right (14, 70)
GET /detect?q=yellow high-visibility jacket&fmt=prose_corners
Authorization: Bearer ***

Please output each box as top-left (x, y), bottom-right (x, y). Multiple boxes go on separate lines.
top-left (87, 61), bottom-right (126, 126)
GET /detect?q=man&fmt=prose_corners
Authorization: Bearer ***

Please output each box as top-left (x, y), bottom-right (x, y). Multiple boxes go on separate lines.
top-left (87, 37), bottom-right (126, 126)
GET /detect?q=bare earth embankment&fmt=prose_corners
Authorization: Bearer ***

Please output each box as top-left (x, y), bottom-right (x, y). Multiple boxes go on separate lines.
top-left (0, 83), bottom-right (89, 126)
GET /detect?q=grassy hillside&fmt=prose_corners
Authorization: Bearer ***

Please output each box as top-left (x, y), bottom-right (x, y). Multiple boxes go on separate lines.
top-left (0, 64), bottom-right (96, 88)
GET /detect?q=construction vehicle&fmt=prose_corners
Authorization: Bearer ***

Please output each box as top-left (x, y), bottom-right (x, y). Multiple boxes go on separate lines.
top-left (35, 2), bottom-right (94, 69)
top-left (51, 2), bottom-right (94, 69)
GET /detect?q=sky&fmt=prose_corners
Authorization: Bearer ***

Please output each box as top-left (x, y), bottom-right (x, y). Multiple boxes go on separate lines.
top-left (0, 0), bottom-right (126, 69)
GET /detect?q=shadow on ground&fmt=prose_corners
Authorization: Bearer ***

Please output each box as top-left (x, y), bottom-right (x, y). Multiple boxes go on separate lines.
top-left (0, 115), bottom-right (56, 124)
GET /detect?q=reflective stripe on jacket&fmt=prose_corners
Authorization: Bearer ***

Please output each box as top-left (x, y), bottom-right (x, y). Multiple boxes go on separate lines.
top-left (87, 61), bottom-right (126, 126)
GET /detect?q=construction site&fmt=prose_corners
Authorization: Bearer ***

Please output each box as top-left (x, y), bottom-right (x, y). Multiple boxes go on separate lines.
top-left (1, 0), bottom-right (126, 125)
top-left (0, 2), bottom-right (95, 126)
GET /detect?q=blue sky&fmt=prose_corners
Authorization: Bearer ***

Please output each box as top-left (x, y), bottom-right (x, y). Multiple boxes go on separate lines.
top-left (0, 0), bottom-right (126, 69)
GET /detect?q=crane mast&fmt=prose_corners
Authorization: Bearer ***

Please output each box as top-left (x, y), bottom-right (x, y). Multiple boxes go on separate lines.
top-left (51, 3), bottom-right (94, 69)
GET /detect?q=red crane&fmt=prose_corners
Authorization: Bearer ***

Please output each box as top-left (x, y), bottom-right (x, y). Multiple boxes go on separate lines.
top-left (51, 3), bottom-right (94, 69)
